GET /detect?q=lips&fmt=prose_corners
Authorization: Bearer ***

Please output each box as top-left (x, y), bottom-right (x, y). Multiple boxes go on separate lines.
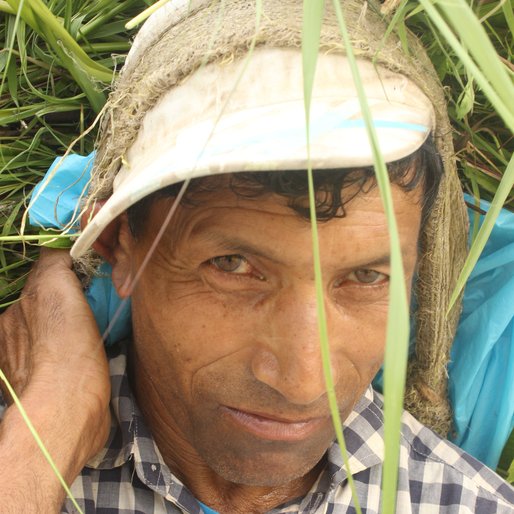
top-left (221, 406), bottom-right (330, 442)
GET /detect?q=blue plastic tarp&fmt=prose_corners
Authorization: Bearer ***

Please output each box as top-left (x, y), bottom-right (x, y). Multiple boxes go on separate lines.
top-left (28, 153), bottom-right (131, 346)
top-left (448, 197), bottom-right (514, 468)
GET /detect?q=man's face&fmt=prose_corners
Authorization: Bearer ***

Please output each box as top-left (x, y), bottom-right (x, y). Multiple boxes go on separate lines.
top-left (113, 179), bottom-right (422, 487)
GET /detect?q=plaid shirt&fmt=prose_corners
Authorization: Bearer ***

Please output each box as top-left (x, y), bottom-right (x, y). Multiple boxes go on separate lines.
top-left (2, 344), bottom-right (513, 513)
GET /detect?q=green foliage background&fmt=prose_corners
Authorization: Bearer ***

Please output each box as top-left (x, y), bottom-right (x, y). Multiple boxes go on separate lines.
top-left (406, 1), bottom-right (513, 209)
top-left (0, 0), bottom-right (149, 305)
top-left (1, 0), bottom-right (512, 309)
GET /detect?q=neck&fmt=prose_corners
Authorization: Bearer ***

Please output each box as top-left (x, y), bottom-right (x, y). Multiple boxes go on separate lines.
top-left (129, 352), bottom-right (324, 514)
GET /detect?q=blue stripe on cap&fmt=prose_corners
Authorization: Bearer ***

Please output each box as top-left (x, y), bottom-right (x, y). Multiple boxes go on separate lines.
top-left (198, 114), bottom-right (429, 160)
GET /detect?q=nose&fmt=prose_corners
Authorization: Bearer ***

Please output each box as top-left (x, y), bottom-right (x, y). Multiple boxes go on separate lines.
top-left (251, 284), bottom-right (335, 405)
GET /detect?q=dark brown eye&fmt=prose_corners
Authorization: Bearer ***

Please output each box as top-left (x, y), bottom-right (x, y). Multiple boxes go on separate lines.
top-left (210, 255), bottom-right (249, 273)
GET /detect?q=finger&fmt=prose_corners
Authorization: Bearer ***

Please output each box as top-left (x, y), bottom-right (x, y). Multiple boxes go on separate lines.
top-left (20, 248), bottom-right (93, 340)
top-left (34, 247), bottom-right (85, 298)
top-left (23, 247), bottom-right (72, 294)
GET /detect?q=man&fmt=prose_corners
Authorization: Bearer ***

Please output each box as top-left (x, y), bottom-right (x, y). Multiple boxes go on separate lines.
top-left (0, 0), bottom-right (513, 513)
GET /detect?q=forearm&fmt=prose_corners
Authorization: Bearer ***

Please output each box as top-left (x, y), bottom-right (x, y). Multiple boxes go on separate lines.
top-left (0, 249), bottom-right (111, 513)
top-left (0, 386), bottom-right (90, 514)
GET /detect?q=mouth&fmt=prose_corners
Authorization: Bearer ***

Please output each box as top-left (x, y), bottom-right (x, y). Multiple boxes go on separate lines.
top-left (220, 406), bottom-right (330, 442)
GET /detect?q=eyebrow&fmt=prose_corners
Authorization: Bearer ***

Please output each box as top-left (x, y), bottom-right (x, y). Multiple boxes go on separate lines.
top-left (197, 231), bottom-right (282, 263)
top-left (355, 254), bottom-right (392, 269)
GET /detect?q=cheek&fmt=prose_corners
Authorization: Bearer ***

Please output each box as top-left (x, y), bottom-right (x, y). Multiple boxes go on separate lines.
top-left (130, 271), bottom-right (262, 387)
top-left (330, 268), bottom-right (417, 389)
top-left (330, 302), bottom-right (389, 386)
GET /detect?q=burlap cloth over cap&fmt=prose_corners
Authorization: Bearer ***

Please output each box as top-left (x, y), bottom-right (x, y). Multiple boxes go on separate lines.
top-left (84, 0), bottom-right (468, 436)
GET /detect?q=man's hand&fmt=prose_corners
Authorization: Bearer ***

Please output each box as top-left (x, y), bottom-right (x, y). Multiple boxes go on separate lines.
top-left (0, 248), bottom-right (111, 513)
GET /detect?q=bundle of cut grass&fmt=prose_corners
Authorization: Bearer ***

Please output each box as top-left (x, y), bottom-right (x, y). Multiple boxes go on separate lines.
top-left (403, 0), bottom-right (514, 210)
top-left (0, 0), bottom-right (148, 306)
top-left (1, 0), bottom-right (512, 304)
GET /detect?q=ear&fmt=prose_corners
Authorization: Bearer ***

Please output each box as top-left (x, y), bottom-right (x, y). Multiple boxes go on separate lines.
top-left (80, 204), bottom-right (117, 264)
top-left (81, 204), bottom-right (134, 299)
top-left (109, 214), bottom-right (135, 299)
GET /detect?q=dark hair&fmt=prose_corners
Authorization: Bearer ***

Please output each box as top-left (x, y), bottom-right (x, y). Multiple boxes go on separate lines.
top-left (127, 135), bottom-right (443, 237)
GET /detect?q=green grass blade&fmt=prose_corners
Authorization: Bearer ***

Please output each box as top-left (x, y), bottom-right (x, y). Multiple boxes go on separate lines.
top-left (16, 0), bottom-right (112, 75)
top-left (497, 427), bottom-right (514, 482)
top-left (0, 0), bottom-right (23, 100)
top-left (434, 0), bottom-right (513, 112)
top-left (331, 3), bottom-right (410, 513)
top-left (79, 0), bottom-right (141, 38)
top-left (449, 153), bottom-right (514, 310)
top-left (415, 0), bottom-right (514, 308)
top-left (302, 2), bottom-right (362, 513)
top-left (0, 234), bottom-right (74, 243)
top-left (125, 0), bottom-right (172, 29)
top-left (5, 0), bottom-right (111, 111)
top-left (417, 0), bottom-right (514, 134)
top-left (0, 1), bottom-right (15, 14)
top-left (63, 0), bottom-right (72, 32)
top-left (301, 0), bottom-right (324, 118)
top-left (502, 0), bottom-right (514, 37)
top-left (377, 0), bottom-right (411, 58)
top-left (1, 0), bottom-right (512, 509)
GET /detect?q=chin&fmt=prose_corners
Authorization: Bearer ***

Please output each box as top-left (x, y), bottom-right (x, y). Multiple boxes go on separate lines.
top-left (207, 451), bottom-right (326, 487)
top-left (193, 431), bottom-right (331, 487)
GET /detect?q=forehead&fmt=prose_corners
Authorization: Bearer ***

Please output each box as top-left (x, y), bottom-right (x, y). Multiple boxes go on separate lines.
top-left (127, 158), bottom-right (424, 238)
top-left (135, 180), bottom-right (423, 267)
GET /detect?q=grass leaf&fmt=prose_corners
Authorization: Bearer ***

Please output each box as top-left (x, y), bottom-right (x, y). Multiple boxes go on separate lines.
top-left (331, 3), bottom-right (410, 513)
top-left (5, 0), bottom-right (111, 111)
top-left (449, 153), bottom-right (514, 310)
top-left (417, 0), bottom-right (514, 134)
top-left (0, 369), bottom-right (85, 513)
top-left (302, 1), bottom-right (364, 513)
top-left (436, 0), bottom-right (513, 113)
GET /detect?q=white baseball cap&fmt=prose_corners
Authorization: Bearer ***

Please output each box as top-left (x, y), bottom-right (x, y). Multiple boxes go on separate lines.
top-left (71, 45), bottom-right (434, 259)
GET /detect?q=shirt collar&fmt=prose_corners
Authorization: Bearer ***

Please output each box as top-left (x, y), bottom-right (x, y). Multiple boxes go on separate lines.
top-left (324, 386), bottom-right (385, 488)
top-left (87, 343), bottom-right (385, 497)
